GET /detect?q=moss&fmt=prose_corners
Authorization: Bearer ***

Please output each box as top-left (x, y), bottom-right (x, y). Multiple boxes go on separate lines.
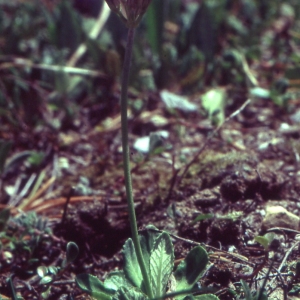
top-left (184, 150), bottom-right (258, 189)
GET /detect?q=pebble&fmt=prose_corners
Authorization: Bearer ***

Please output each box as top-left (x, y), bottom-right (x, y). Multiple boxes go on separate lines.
top-left (262, 205), bottom-right (300, 231)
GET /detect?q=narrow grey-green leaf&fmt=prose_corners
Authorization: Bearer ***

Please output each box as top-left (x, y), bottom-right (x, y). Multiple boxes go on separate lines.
top-left (240, 280), bottom-right (252, 300)
top-left (191, 213), bottom-right (214, 225)
top-left (174, 246), bottom-right (208, 296)
top-left (75, 273), bottom-right (114, 300)
top-left (150, 232), bottom-right (174, 297)
top-left (113, 286), bottom-right (148, 300)
top-left (123, 238), bottom-right (143, 290)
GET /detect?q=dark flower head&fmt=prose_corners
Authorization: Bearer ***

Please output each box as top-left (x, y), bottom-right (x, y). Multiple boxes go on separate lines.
top-left (105, 0), bottom-right (152, 28)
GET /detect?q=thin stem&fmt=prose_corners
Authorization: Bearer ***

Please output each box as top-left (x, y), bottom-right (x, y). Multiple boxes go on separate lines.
top-left (121, 27), bottom-right (153, 298)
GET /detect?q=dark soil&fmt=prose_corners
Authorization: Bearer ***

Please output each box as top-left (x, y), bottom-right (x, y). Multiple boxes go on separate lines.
top-left (1, 94), bottom-right (300, 299)
top-left (1, 2), bottom-right (300, 300)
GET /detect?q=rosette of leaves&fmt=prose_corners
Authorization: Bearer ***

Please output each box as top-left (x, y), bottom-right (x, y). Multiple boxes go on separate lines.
top-left (37, 242), bottom-right (79, 299)
top-left (76, 226), bottom-right (219, 300)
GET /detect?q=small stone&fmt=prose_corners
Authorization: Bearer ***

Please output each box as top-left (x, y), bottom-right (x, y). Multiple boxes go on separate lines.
top-left (262, 205), bottom-right (300, 231)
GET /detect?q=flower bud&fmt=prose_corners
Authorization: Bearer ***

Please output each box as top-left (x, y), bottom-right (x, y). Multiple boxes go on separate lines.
top-left (105, 0), bottom-right (152, 28)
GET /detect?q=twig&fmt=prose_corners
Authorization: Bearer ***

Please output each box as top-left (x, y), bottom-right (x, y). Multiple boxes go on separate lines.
top-left (269, 240), bottom-right (300, 287)
top-left (18, 176), bottom-right (56, 210)
top-left (51, 279), bottom-right (75, 285)
top-left (173, 98), bottom-right (252, 191)
top-left (146, 228), bottom-right (252, 265)
top-left (257, 258), bottom-right (274, 300)
top-left (255, 272), bottom-right (291, 281)
top-left (267, 227), bottom-right (300, 235)
top-left (61, 187), bottom-right (75, 224)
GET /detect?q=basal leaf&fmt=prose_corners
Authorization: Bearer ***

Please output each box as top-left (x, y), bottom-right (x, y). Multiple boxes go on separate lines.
top-left (113, 286), bottom-right (148, 300)
top-left (123, 238), bottom-right (144, 290)
top-left (139, 225), bottom-right (161, 272)
top-left (174, 246), bottom-right (208, 298)
top-left (75, 273), bottom-right (114, 300)
top-left (150, 232), bottom-right (174, 297)
top-left (104, 271), bottom-right (133, 291)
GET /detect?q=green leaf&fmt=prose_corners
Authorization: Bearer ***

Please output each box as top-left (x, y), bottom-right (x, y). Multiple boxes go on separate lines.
top-left (123, 227), bottom-right (163, 294)
top-left (104, 271), bottom-right (133, 291)
top-left (113, 286), bottom-right (148, 300)
top-left (241, 279), bottom-right (268, 300)
top-left (0, 208), bottom-right (10, 232)
top-left (123, 238), bottom-right (144, 290)
top-left (39, 275), bottom-right (53, 285)
top-left (37, 266), bottom-right (48, 278)
top-left (240, 280), bottom-right (252, 300)
top-left (41, 286), bottom-right (52, 299)
top-left (150, 232), bottom-right (174, 297)
top-left (27, 151), bottom-right (45, 167)
top-left (254, 232), bottom-right (275, 250)
top-left (218, 211), bottom-right (243, 221)
top-left (254, 292), bottom-right (268, 300)
top-left (174, 246), bottom-right (208, 298)
top-left (139, 225), bottom-right (161, 274)
top-left (66, 241), bottom-right (79, 264)
top-left (191, 213), bottom-right (214, 225)
top-left (75, 273), bottom-right (114, 300)
top-left (145, 0), bottom-right (164, 54)
top-left (48, 266), bottom-right (60, 275)
top-left (201, 89), bottom-right (226, 126)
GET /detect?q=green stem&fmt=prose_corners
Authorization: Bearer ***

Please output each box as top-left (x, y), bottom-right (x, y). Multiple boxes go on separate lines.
top-left (121, 27), bottom-right (153, 298)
